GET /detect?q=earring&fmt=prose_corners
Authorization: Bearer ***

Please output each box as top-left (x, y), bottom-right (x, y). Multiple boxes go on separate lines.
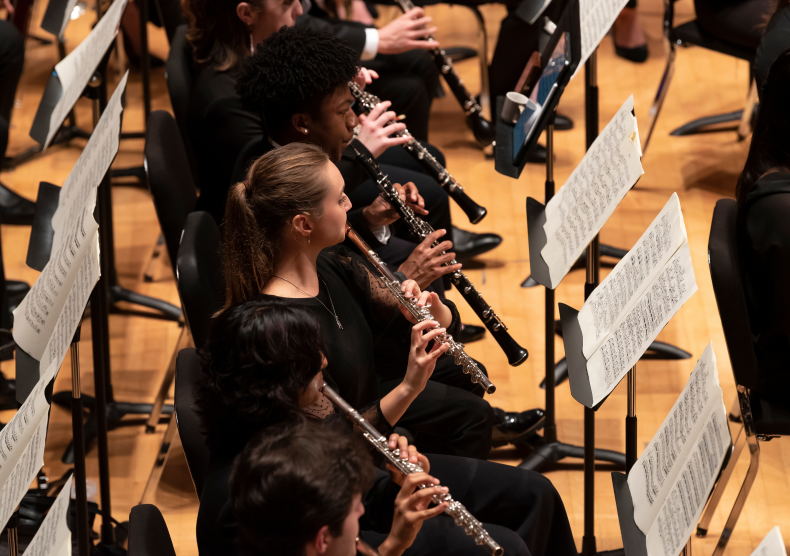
top-left (250, 32), bottom-right (255, 55)
top-left (302, 128), bottom-right (308, 134)
top-left (307, 235), bottom-right (311, 245)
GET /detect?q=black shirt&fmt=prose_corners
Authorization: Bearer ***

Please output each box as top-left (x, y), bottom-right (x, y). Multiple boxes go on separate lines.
top-left (739, 171), bottom-right (790, 402)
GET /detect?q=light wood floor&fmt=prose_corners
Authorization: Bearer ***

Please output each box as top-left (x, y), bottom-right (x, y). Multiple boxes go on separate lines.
top-left (1, 0), bottom-right (788, 553)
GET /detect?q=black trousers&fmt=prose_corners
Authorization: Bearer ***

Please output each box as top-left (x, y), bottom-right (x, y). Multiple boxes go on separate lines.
top-left (0, 21), bottom-right (25, 159)
top-left (363, 50), bottom-right (440, 142)
top-left (361, 454), bottom-right (578, 556)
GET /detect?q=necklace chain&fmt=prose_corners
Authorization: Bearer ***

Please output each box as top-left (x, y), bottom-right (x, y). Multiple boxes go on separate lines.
top-left (273, 275), bottom-right (343, 330)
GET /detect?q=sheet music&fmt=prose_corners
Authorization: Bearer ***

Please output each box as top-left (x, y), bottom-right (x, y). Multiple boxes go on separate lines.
top-left (41, 0), bottom-right (128, 148)
top-left (13, 73), bottom-right (127, 373)
top-left (586, 242), bottom-right (697, 405)
top-left (751, 527), bottom-right (787, 556)
top-left (573, 0), bottom-right (631, 78)
top-left (578, 194), bottom-right (687, 358)
top-left (540, 96), bottom-right (643, 289)
top-left (23, 475), bottom-right (73, 556)
top-left (0, 418), bottom-right (49, 530)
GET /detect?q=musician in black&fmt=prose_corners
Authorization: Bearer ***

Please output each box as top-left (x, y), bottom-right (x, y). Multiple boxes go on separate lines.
top-left (736, 46), bottom-right (790, 405)
top-left (196, 299), bottom-right (578, 556)
top-left (231, 422), bottom-right (447, 556)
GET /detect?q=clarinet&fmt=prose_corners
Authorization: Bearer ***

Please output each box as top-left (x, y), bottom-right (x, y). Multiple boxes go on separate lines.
top-left (346, 224), bottom-right (496, 393)
top-left (321, 382), bottom-right (504, 556)
top-left (350, 139), bottom-right (529, 367)
top-left (392, 0), bottom-right (495, 146)
top-left (349, 81), bottom-right (487, 224)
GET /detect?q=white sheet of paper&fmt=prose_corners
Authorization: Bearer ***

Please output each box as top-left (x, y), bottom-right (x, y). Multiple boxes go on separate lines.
top-left (573, 0), bottom-right (631, 78)
top-left (540, 96), bottom-right (643, 289)
top-left (23, 475), bottom-right (73, 556)
top-left (586, 242), bottom-right (697, 405)
top-left (628, 343), bottom-right (723, 532)
top-left (56, 0), bottom-right (82, 39)
top-left (578, 194), bottom-right (687, 358)
top-left (0, 417), bottom-right (49, 530)
top-left (751, 527), bottom-right (787, 556)
top-left (43, 0), bottom-right (128, 149)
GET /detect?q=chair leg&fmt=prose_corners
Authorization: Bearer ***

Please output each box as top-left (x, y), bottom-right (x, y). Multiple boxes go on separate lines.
top-left (711, 431), bottom-right (761, 556)
top-left (139, 416), bottom-right (178, 504)
top-left (696, 423), bottom-right (746, 537)
top-left (643, 45), bottom-right (677, 154)
top-left (146, 325), bottom-right (192, 433)
top-left (737, 79), bottom-right (758, 141)
top-left (729, 395), bottom-right (741, 423)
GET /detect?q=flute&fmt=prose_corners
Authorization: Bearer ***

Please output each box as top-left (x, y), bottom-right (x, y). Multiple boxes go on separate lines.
top-left (391, 0), bottom-right (494, 146)
top-left (348, 81), bottom-right (487, 224)
top-left (346, 223), bottom-right (495, 393)
top-left (321, 382), bottom-right (504, 556)
top-left (349, 139), bottom-right (529, 367)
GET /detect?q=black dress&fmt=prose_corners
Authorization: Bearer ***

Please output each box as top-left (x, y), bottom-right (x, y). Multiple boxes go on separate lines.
top-left (258, 247), bottom-right (494, 458)
top-left (738, 172), bottom-right (790, 404)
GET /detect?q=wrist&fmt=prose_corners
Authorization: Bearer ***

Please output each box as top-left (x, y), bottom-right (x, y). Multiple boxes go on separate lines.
top-left (378, 537), bottom-right (405, 556)
top-left (394, 380), bottom-right (420, 405)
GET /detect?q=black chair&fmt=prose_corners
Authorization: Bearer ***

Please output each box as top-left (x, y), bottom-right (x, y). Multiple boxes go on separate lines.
top-left (174, 347), bottom-right (210, 498)
top-left (128, 504), bottom-right (177, 556)
top-left (698, 199), bottom-right (790, 555)
top-left (176, 212), bottom-right (226, 350)
top-left (643, 0), bottom-right (758, 153)
top-left (165, 25), bottom-right (198, 177)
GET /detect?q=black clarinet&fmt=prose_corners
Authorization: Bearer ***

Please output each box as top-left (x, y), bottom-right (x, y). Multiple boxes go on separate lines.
top-left (393, 0), bottom-right (495, 146)
top-left (349, 82), bottom-right (487, 224)
top-left (351, 139), bottom-right (528, 367)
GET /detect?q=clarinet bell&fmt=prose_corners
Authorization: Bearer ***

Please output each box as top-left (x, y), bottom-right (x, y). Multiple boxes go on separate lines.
top-left (451, 189), bottom-right (487, 224)
top-left (466, 113), bottom-right (495, 147)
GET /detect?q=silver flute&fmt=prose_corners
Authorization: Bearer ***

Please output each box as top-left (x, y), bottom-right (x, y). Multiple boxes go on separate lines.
top-left (346, 224), bottom-right (496, 393)
top-left (348, 81), bottom-right (487, 224)
top-left (349, 139), bottom-right (529, 368)
top-left (321, 381), bottom-right (504, 556)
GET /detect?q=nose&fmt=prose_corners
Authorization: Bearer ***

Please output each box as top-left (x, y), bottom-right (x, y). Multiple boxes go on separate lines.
top-left (348, 110), bottom-right (358, 130)
top-left (294, 0), bottom-right (303, 17)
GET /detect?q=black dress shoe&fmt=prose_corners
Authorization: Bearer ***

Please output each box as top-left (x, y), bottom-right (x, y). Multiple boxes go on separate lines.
top-left (458, 323), bottom-right (485, 343)
top-left (553, 114), bottom-right (574, 131)
top-left (491, 408), bottom-right (545, 447)
top-left (0, 183), bottom-right (35, 226)
top-left (452, 226), bottom-right (502, 260)
top-left (526, 144), bottom-right (547, 164)
top-left (615, 44), bottom-right (649, 63)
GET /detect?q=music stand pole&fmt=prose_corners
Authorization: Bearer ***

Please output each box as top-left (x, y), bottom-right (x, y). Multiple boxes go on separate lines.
top-left (70, 325), bottom-right (92, 556)
top-left (626, 366), bottom-right (637, 471)
top-left (7, 507), bottom-right (18, 556)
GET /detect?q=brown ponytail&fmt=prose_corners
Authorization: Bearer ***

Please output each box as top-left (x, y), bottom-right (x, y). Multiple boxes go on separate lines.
top-left (222, 142), bottom-right (331, 310)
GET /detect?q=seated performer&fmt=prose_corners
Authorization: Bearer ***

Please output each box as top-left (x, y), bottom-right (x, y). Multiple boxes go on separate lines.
top-left (196, 299), bottom-right (578, 556)
top-left (222, 142), bottom-right (544, 458)
top-left (736, 46), bottom-right (790, 406)
top-left (231, 422), bottom-right (446, 556)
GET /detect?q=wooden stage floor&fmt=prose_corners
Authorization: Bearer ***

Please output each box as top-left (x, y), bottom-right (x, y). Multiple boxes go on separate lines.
top-left (1, 0), bottom-right (788, 553)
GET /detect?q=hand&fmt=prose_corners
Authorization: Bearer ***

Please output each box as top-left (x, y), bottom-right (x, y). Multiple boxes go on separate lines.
top-left (2, 0), bottom-right (14, 14)
top-left (393, 182), bottom-right (428, 216)
top-left (397, 229), bottom-right (462, 289)
top-left (377, 7), bottom-right (439, 55)
top-left (353, 67), bottom-right (379, 90)
top-left (398, 281), bottom-right (452, 327)
top-left (362, 195), bottom-right (400, 228)
top-left (356, 101), bottom-right (411, 158)
top-left (384, 434), bottom-right (431, 486)
top-left (378, 472), bottom-right (448, 556)
top-left (401, 318), bottom-right (449, 395)
top-left (351, 0), bottom-right (375, 24)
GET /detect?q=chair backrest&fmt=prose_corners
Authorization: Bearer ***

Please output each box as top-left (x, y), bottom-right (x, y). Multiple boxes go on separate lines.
top-left (128, 504), bottom-right (177, 556)
top-left (707, 199), bottom-right (760, 390)
top-left (145, 110), bottom-right (198, 276)
top-left (176, 212), bottom-right (225, 349)
top-left (154, 0), bottom-right (186, 43)
top-left (175, 347), bottom-right (210, 498)
top-left (165, 25), bottom-right (198, 176)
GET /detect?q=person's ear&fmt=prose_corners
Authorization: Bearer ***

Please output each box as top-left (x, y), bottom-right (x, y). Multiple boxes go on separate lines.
top-left (312, 525), bottom-right (332, 554)
top-left (290, 214), bottom-right (313, 238)
top-left (291, 112), bottom-right (311, 135)
top-left (236, 2), bottom-right (255, 26)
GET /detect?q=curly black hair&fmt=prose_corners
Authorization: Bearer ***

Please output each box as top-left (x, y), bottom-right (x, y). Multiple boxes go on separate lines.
top-left (231, 421), bottom-right (374, 556)
top-left (197, 299), bottom-right (326, 452)
top-left (236, 26), bottom-right (359, 137)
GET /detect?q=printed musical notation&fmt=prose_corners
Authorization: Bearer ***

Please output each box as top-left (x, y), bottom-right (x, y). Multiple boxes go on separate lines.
top-left (627, 344), bottom-right (730, 556)
top-left (578, 194), bottom-right (687, 358)
top-left (573, 0), bottom-right (632, 77)
top-left (540, 95), bottom-right (643, 289)
top-left (750, 527), bottom-right (787, 556)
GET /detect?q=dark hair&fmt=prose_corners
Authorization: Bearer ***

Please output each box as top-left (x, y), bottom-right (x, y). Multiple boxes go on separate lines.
top-left (236, 26), bottom-right (359, 137)
top-left (736, 48), bottom-right (790, 215)
top-left (230, 421), bottom-right (374, 555)
top-left (197, 300), bottom-right (326, 450)
top-left (223, 142), bottom-right (332, 308)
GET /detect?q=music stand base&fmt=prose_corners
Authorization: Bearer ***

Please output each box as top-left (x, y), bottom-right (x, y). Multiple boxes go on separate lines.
top-left (1, 125), bottom-right (91, 170)
top-left (518, 439), bottom-right (625, 471)
top-left (110, 284), bottom-right (182, 321)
